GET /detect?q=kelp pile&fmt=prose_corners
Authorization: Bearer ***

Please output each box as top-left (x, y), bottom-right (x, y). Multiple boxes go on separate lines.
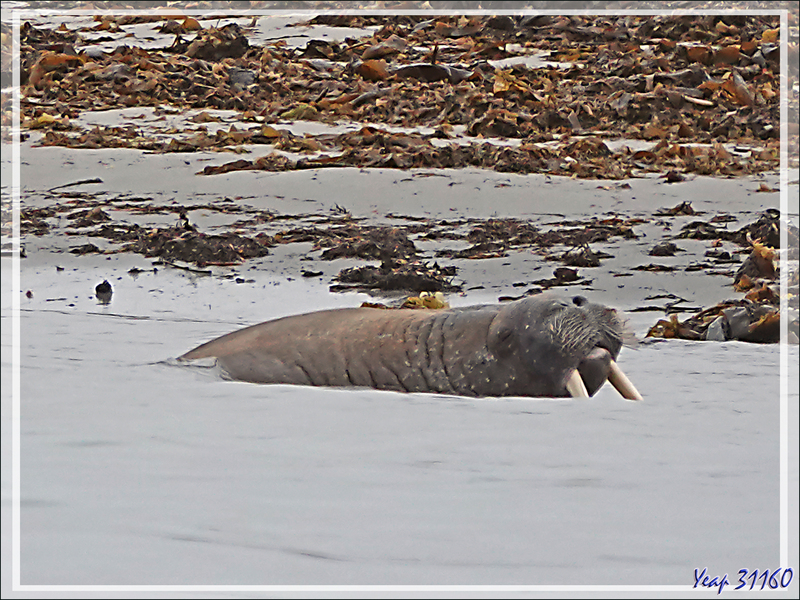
top-left (18, 13), bottom-right (782, 178)
top-left (9, 10), bottom-right (797, 343)
top-left (647, 211), bottom-right (799, 344)
top-left (20, 194), bottom-right (644, 292)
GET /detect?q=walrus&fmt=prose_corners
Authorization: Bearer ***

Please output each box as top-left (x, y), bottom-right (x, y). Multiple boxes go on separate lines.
top-left (178, 295), bottom-right (642, 400)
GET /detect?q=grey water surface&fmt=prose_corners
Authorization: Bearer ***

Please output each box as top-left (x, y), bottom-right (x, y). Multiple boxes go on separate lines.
top-left (4, 252), bottom-right (794, 587)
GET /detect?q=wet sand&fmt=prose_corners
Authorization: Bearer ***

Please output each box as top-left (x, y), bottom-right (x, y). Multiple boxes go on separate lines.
top-left (14, 137), bottom-right (796, 318)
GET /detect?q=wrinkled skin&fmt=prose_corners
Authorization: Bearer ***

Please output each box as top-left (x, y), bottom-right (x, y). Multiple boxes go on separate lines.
top-left (179, 295), bottom-right (637, 398)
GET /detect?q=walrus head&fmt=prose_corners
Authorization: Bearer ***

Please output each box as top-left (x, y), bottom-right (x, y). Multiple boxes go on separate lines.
top-left (487, 295), bottom-right (642, 400)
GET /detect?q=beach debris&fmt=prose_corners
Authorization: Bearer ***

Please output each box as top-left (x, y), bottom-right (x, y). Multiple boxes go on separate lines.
top-left (7, 14), bottom-right (792, 327)
top-left (647, 300), bottom-right (783, 343)
top-left (362, 291), bottom-right (451, 310)
top-left (121, 225), bottom-right (272, 267)
top-left (649, 242), bottom-right (681, 257)
top-left (15, 14), bottom-right (781, 179)
top-left (647, 214), bottom-right (798, 344)
top-left (401, 291), bottom-right (450, 309)
top-left (332, 260), bottom-right (459, 293)
top-left (69, 243), bottom-right (102, 255)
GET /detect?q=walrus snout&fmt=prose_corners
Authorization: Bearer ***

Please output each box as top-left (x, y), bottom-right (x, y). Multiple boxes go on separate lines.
top-left (560, 299), bottom-right (643, 401)
top-left (570, 346), bottom-right (643, 401)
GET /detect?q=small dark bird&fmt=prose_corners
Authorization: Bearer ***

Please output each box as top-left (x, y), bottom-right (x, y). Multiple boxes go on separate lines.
top-left (95, 280), bottom-right (112, 304)
top-left (177, 208), bottom-right (196, 231)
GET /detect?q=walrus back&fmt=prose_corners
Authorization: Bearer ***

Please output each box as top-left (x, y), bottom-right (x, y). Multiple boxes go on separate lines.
top-left (180, 305), bottom-right (503, 395)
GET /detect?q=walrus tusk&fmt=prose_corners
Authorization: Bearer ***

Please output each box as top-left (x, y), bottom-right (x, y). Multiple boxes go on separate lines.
top-left (607, 359), bottom-right (643, 401)
top-left (565, 369), bottom-right (589, 398)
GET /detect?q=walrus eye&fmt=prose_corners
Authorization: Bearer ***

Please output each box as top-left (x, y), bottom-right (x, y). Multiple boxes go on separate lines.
top-left (572, 296), bottom-right (588, 307)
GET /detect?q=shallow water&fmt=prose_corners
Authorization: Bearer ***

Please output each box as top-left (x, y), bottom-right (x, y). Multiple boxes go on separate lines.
top-left (4, 254), bottom-right (795, 587)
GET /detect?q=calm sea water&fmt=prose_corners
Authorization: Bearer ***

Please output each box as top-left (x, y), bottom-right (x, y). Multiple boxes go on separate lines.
top-left (4, 257), bottom-right (794, 588)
